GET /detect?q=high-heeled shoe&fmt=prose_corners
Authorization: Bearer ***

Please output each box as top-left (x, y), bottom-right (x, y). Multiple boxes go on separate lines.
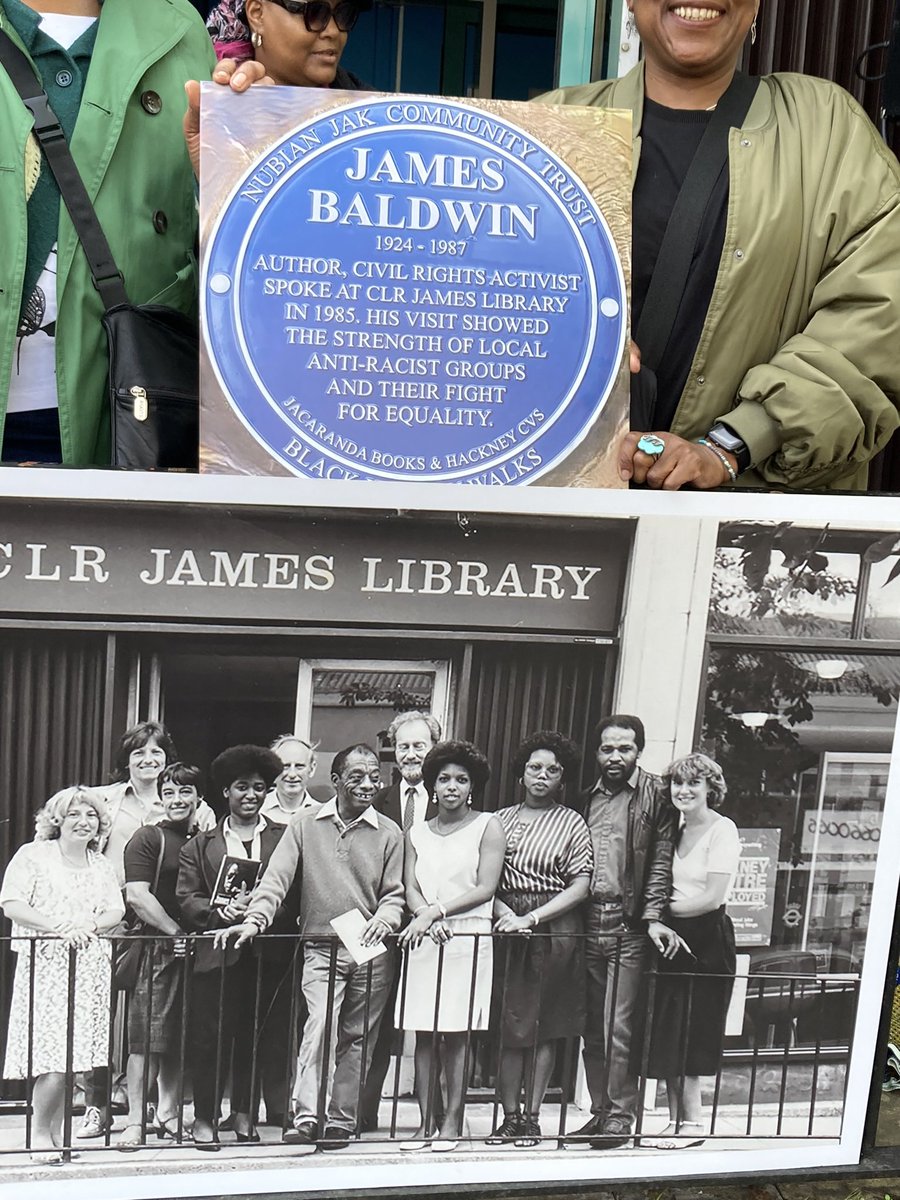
top-left (153, 1116), bottom-right (180, 1141)
top-left (190, 1122), bottom-right (220, 1152)
top-left (235, 1128), bottom-right (260, 1143)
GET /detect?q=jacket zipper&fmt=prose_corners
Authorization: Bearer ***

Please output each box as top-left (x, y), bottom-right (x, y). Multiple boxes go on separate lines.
top-left (130, 386), bottom-right (148, 421)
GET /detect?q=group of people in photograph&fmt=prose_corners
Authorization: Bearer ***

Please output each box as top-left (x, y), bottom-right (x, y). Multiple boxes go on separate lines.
top-left (0, 709), bottom-right (743, 1161)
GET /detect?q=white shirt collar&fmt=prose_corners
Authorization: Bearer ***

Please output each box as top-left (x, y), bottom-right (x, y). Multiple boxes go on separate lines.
top-left (261, 790), bottom-right (317, 818)
top-left (316, 796), bottom-right (379, 829)
top-left (223, 814), bottom-right (267, 860)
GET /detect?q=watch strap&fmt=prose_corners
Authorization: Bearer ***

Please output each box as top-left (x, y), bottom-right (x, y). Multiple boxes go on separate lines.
top-left (707, 423), bottom-right (752, 473)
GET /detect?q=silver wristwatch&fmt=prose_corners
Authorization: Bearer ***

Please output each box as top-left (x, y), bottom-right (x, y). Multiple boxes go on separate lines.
top-left (706, 423), bottom-right (751, 474)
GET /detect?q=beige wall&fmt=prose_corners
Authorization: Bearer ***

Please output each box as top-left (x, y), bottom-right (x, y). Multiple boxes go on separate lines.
top-left (612, 515), bottom-right (719, 775)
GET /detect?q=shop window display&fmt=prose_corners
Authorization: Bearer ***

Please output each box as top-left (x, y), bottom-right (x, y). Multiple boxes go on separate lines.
top-left (701, 526), bottom-right (900, 1066)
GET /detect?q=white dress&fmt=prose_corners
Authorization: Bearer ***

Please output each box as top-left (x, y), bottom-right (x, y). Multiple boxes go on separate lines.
top-left (396, 811), bottom-right (494, 1032)
top-left (1, 840), bottom-right (124, 1077)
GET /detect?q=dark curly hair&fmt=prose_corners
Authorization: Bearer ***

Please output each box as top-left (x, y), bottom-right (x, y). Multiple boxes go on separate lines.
top-left (421, 740), bottom-right (491, 806)
top-left (210, 745), bottom-right (282, 795)
top-left (511, 730), bottom-right (581, 784)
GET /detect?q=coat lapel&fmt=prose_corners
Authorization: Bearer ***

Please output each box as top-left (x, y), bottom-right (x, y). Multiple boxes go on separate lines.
top-left (202, 823), bottom-right (229, 893)
top-left (56, 0), bottom-right (191, 300)
top-left (69, 0), bottom-right (190, 199)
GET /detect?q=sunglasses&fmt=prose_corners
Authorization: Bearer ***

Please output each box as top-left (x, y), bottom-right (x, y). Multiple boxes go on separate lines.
top-left (267, 0), bottom-right (360, 33)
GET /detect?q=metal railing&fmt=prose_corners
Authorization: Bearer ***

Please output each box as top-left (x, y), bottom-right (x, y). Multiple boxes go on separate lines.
top-left (0, 931), bottom-right (860, 1158)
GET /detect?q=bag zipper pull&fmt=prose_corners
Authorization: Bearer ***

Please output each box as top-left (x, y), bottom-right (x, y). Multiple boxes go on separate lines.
top-left (130, 386), bottom-right (148, 421)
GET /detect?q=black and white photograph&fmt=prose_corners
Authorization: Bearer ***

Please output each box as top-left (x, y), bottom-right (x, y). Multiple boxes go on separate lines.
top-left (0, 474), bottom-right (898, 1199)
top-left (211, 855), bottom-right (263, 909)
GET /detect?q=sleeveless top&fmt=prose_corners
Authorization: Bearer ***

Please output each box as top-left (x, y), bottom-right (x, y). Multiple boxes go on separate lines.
top-left (410, 810), bottom-right (494, 921)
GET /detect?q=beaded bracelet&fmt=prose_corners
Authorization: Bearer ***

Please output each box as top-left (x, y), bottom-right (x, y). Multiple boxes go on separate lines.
top-left (696, 437), bottom-right (737, 484)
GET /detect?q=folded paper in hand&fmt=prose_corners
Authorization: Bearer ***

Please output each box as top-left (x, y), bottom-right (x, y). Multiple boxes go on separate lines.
top-left (330, 908), bottom-right (387, 965)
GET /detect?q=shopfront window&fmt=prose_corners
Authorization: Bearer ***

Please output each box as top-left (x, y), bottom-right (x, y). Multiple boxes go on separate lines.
top-left (343, 0), bottom-right (560, 99)
top-left (799, 754), bottom-right (886, 970)
top-left (865, 553), bottom-right (900, 638)
top-left (708, 542), bottom-right (861, 639)
top-left (296, 659), bottom-right (450, 771)
top-left (699, 522), bottom-right (900, 1056)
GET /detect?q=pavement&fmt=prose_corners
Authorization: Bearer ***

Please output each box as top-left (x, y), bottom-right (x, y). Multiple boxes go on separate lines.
top-left (0, 1093), bottom-right (897, 1197)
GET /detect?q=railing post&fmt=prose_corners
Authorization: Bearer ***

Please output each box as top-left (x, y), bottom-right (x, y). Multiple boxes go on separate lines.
top-left (862, 887), bottom-right (900, 1151)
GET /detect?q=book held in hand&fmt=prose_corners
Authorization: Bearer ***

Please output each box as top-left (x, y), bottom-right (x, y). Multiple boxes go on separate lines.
top-left (211, 854), bottom-right (261, 910)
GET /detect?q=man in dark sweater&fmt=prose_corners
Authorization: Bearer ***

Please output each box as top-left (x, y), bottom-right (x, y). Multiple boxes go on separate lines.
top-left (219, 743), bottom-right (403, 1150)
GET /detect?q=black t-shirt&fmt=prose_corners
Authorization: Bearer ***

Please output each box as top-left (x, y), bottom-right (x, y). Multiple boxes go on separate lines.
top-left (632, 98), bottom-right (729, 430)
top-left (123, 820), bottom-right (193, 927)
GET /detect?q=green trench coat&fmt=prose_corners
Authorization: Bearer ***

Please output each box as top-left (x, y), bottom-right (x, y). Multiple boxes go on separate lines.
top-left (0, 0), bottom-right (215, 464)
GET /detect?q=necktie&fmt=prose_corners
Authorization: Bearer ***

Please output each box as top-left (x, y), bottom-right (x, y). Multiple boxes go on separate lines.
top-left (403, 787), bottom-right (417, 832)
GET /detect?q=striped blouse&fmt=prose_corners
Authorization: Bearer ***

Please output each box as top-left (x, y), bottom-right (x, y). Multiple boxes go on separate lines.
top-left (497, 803), bottom-right (593, 895)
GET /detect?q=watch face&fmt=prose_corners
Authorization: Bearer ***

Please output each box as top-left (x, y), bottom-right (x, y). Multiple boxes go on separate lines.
top-left (709, 425), bottom-right (744, 453)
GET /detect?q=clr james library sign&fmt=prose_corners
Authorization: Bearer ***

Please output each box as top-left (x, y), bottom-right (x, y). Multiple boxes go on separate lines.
top-left (0, 499), bottom-right (626, 630)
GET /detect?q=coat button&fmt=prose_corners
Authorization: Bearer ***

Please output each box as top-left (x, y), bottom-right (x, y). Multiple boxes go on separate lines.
top-left (734, 248), bottom-right (745, 260)
top-left (152, 210), bottom-right (168, 234)
top-left (56, 69), bottom-right (73, 88)
top-left (740, 138), bottom-right (752, 147)
top-left (141, 90), bottom-right (163, 115)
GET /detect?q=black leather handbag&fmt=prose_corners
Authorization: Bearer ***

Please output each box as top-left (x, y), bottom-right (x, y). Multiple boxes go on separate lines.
top-left (0, 30), bottom-right (199, 470)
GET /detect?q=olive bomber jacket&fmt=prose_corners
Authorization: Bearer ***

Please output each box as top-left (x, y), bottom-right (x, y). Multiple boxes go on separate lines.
top-left (536, 65), bottom-right (900, 490)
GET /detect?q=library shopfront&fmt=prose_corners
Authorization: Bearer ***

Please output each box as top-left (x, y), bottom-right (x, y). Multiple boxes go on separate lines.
top-left (0, 491), bottom-right (897, 1135)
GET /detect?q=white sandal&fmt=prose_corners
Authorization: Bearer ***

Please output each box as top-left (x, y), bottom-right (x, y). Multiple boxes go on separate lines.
top-left (398, 1134), bottom-right (434, 1151)
top-left (642, 1121), bottom-right (705, 1150)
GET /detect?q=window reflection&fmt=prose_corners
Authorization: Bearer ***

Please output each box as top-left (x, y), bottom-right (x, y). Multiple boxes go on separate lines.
top-left (709, 545), bottom-right (860, 638)
top-left (865, 556), bottom-right (900, 638)
top-left (700, 647), bottom-right (897, 1048)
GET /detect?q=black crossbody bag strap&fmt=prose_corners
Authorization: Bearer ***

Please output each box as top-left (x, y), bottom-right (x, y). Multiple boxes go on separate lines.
top-left (152, 826), bottom-right (166, 893)
top-left (635, 70), bottom-right (760, 375)
top-left (0, 28), bottom-right (129, 310)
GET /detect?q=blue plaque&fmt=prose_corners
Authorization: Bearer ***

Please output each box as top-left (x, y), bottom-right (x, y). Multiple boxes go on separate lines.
top-left (201, 90), bottom-right (631, 485)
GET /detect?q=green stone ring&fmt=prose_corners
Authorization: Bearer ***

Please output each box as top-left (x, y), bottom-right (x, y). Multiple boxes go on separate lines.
top-left (636, 434), bottom-right (666, 457)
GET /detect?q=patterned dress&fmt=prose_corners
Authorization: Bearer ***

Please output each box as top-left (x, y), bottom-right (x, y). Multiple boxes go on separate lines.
top-left (1, 840), bottom-right (124, 1077)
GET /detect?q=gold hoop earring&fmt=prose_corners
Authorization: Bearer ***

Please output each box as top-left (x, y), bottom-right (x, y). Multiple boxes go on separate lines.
top-left (251, 29), bottom-right (263, 49)
top-left (750, 18), bottom-right (757, 45)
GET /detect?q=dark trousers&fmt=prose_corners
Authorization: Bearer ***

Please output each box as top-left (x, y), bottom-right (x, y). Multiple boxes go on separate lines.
top-left (188, 955), bottom-right (292, 1125)
top-left (582, 904), bottom-right (650, 1129)
top-left (1, 408), bottom-right (62, 463)
top-left (84, 1066), bottom-right (110, 1109)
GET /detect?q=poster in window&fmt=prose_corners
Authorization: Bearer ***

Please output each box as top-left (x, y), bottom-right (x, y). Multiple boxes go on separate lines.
top-left (727, 827), bottom-right (780, 947)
